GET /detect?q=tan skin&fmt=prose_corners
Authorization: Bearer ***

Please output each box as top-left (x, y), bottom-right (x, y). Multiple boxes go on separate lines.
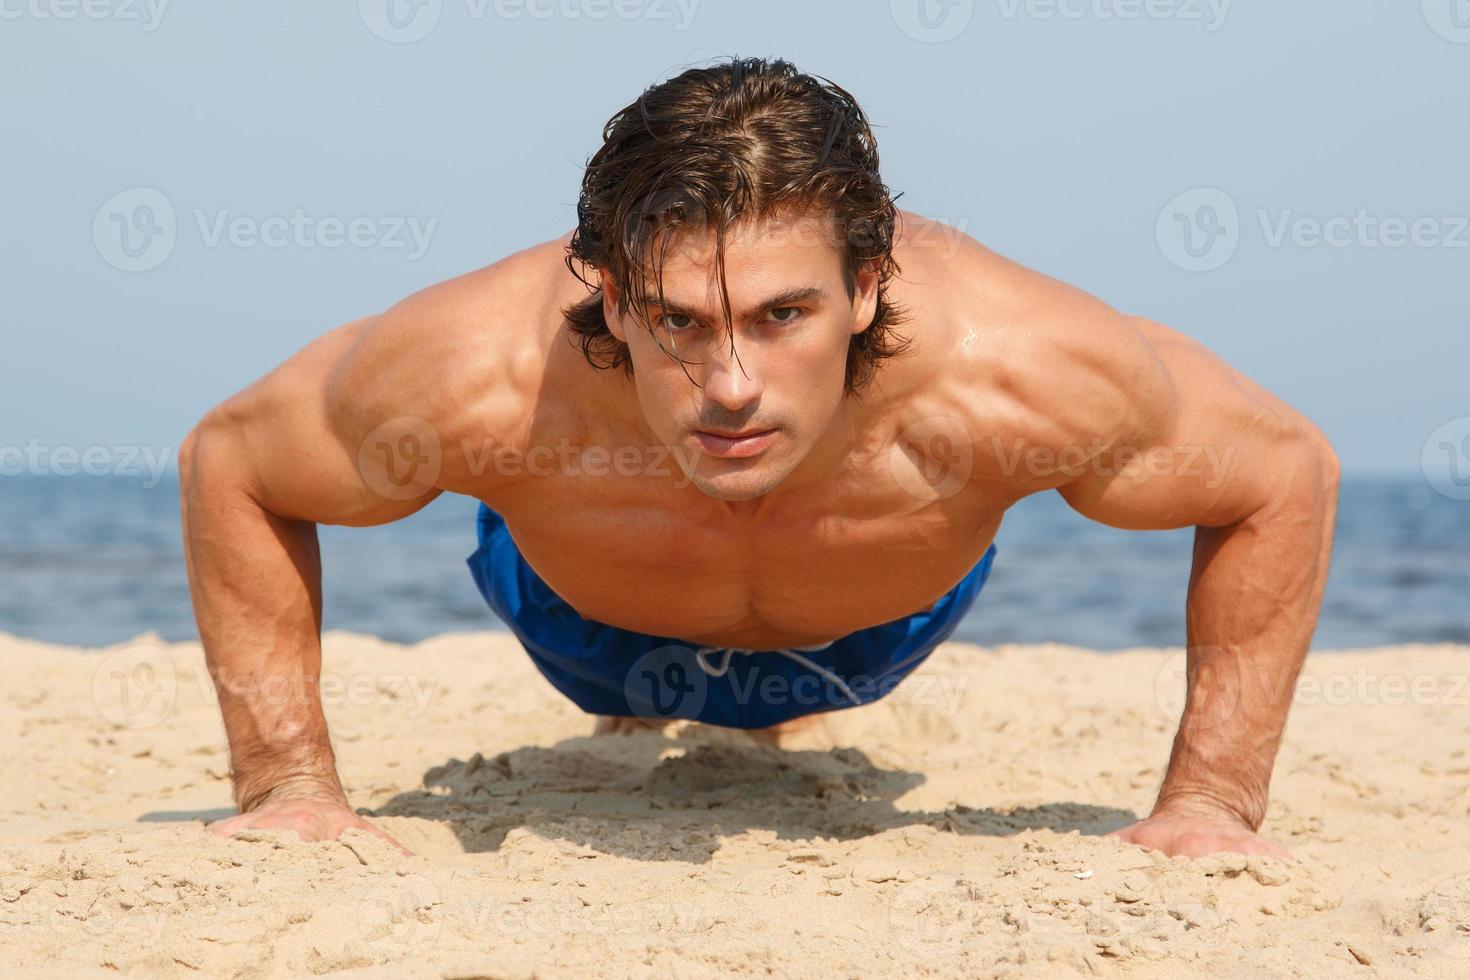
top-left (182, 209), bottom-right (1338, 860)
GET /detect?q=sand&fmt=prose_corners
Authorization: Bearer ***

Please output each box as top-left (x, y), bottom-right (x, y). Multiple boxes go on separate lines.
top-left (2, 630), bottom-right (1469, 978)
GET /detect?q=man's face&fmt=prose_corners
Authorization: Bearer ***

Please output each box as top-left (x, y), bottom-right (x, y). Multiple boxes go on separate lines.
top-left (604, 209), bottom-right (878, 501)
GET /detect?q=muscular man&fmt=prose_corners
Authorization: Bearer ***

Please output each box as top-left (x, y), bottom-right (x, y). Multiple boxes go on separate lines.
top-left (181, 58), bottom-right (1338, 860)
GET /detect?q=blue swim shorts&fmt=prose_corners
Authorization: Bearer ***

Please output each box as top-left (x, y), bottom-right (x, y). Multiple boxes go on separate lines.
top-left (467, 503), bottom-right (997, 729)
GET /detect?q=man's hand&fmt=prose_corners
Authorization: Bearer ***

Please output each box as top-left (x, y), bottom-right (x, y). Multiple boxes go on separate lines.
top-left (1107, 804), bottom-right (1291, 861)
top-left (207, 784), bottom-right (411, 854)
top-left (971, 300), bottom-right (1337, 867)
top-left (180, 313), bottom-right (461, 857)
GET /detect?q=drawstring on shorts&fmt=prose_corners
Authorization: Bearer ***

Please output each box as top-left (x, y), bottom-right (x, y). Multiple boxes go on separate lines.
top-left (692, 643), bottom-right (862, 707)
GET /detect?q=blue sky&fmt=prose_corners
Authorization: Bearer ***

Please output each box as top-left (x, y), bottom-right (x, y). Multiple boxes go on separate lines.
top-left (2, 1), bottom-right (1465, 474)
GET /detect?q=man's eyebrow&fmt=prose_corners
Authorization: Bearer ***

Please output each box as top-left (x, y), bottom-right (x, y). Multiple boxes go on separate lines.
top-left (648, 286), bottom-right (826, 323)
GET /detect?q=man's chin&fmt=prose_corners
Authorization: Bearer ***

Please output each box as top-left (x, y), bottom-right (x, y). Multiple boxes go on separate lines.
top-left (685, 461), bottom-right (789, 501)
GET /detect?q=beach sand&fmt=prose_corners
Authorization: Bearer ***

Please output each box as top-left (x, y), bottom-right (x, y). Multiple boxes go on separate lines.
top-left (2, 630), bottom-right (1469, 978)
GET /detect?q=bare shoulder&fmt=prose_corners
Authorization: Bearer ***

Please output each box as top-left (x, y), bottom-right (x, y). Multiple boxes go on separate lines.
top-left (327, 234), bottom-right (589, 492)
top-left (886, 212), bottom-right (1174, 492)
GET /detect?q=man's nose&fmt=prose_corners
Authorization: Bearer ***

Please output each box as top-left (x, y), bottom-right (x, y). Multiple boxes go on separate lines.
top-left (701, 343), bottom-right (764, 412)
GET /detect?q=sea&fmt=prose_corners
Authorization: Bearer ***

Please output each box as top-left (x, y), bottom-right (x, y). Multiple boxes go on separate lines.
top-left (1, 475), bottom-right (1465, 651)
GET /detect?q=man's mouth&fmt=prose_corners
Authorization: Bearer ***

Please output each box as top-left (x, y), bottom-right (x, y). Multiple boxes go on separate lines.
top-left (692, 427), bottom-right (778, 459)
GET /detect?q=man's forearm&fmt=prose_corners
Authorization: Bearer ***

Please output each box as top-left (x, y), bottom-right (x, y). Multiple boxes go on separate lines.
top-left (180, 419), bottom-right (345, 813)
top-left (1157, 445), bottom-right (1340, 829)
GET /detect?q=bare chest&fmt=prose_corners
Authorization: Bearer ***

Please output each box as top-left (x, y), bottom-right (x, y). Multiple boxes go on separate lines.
top-left (490, 477), bottom-right (1002, 649)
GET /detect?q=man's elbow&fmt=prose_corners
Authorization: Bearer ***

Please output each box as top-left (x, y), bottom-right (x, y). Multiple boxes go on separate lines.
top-left (1310, 427), bottom-right (1340, 487)
top-left (1297, 424), bottom-right (1341, 509)
top-left (178, 421), bottom-right (201, 485)
top-left (179, 410), bottom-right (221, 488)
top-left (179, 406), bottom-right (246, 498)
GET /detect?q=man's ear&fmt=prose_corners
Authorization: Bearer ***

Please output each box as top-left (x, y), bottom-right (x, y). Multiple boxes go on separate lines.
top-left (851, 259), bottom-right (880, 336)
top-left (599, 269), bottom-right (627, 343)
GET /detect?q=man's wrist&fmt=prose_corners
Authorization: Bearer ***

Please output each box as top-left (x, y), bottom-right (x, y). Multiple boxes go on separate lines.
top-left (235, 766), bottom-right (347, 813)
top-left (1151, 787), bottom-right (1263, 830)
top-left (226, 718), bottom-right (344, 812)
top-left (1158, 725), bottom-right (1273, 831)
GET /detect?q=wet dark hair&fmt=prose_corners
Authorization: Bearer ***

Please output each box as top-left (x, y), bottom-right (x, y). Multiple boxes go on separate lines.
top-left (563, 56), bottom-right (909, 393)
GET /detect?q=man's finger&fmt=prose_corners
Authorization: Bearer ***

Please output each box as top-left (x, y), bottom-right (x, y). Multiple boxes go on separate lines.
top-left (205, 814), bottom-right (246, 837)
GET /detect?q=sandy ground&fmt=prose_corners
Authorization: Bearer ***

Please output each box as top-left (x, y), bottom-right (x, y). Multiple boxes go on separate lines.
top-left (2, 630), bottom-right (1470, 978)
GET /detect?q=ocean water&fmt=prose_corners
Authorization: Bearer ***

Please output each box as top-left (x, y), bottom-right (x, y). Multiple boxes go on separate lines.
top-left (0, 475), bottom-right (1465, 651)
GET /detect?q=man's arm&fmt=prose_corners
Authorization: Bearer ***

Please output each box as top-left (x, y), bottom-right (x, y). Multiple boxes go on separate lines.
top-left (972, 277), bottom-right (1339, 858)
top-left (180, 267), bottom-right (534, 846)
top-left (1072, 318), bottom-right (1337, 858)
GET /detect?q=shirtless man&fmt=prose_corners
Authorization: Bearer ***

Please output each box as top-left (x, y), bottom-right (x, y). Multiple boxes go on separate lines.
top-left (181, 58), bottom-right (1338, 860)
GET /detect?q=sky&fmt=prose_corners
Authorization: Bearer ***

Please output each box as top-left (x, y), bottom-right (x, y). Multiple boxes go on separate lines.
top-left (2, 0), bottom-right (1466, 476)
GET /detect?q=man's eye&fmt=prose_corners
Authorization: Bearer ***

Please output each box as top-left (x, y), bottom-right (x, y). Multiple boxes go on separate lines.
top-left (768, 306), bottom-right (803, 323)
top-left (659, 313), bottom-right (695, 332)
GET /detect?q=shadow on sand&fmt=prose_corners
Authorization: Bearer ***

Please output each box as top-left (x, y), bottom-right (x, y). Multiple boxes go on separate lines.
top-left (370, 726), bottom-right (1137, 862)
